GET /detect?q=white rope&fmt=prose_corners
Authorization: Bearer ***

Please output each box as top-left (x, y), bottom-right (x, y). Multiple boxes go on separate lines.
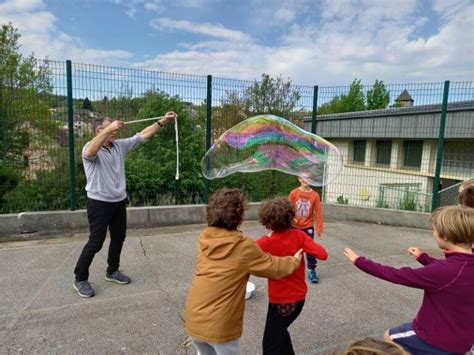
top-left (175, 115), bottom-right (179, 180)
top-left (124, 114), bottom-right (179, 180)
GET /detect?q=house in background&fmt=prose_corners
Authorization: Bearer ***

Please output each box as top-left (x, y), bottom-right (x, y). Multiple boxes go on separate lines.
top-left (304, 99), bottom-right (474, 210)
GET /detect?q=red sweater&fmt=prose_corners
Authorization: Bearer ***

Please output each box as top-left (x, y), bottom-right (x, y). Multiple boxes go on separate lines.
top-left (256, 229), bottom-right (328, 304)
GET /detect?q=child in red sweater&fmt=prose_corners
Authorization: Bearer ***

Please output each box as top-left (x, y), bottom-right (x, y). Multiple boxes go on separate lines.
top-left (256, 197), bottom-right (328, 355)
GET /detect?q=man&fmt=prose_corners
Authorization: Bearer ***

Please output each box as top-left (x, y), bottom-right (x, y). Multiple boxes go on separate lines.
top-left (73, 112), bottom-right (177, 298)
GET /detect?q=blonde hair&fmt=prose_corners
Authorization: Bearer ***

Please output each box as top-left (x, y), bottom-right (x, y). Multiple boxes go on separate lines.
top-left (430, 206), bottom-right (474, 245)
top-left (341, 338), bottom-right (406, 355)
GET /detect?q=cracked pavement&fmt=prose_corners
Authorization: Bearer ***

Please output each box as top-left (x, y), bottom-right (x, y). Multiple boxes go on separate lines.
top-left (0, 220), bottom-right (438, 354)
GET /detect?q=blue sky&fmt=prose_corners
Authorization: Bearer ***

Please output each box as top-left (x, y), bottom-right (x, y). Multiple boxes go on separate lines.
top-left (1, 0), bottom-right (473, 85)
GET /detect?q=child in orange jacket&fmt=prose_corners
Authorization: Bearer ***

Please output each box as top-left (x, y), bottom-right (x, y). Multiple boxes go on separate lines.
top-left (289, 175), bottom-right (324, 283)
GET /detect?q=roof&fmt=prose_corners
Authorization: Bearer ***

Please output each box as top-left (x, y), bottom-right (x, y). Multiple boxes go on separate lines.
top-left (395, 89), bottom-right (414, 102)
top-left (304, 100), bottom-right (474, 122)
top-left (303, 100), bottom-right (474, 140)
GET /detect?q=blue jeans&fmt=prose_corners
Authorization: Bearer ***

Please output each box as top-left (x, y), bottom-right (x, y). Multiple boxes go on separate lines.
top-left (302, 227), bottom-right (317, 270)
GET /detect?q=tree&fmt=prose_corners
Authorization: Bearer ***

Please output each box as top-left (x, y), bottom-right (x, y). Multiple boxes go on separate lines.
top-left (124, 91), bottom-right (205, 205)
top-left (0, 23), bottom-right (54, 206)
top-left (82, 97), bottom-right (93, 111)
top-left (244, 73), bottom-right (301, 117)
top-left (318, 79), bottom-right (366, 114)
top-left (208, 74), bottom-right (303, 200)
top-left (366, 80), bottom-right (390, 110)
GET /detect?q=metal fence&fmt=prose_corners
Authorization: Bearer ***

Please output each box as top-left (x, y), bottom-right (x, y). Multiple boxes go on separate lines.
top-left (1, 59), bottom-right (473, 213)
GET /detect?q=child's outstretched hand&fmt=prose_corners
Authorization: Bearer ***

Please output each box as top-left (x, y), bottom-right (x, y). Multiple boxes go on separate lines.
top-left (343, 248), bottom-right (360, 264)
top-left (293, 248), bottom-right (304, 264)
top-left (407, 247), bottom-right (422, 258)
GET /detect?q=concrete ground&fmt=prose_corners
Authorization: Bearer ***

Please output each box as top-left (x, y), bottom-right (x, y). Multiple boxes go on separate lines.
top-left (0, 220), bottom-right (438, 354)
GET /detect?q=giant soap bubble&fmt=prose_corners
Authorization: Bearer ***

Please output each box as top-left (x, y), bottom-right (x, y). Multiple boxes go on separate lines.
top-left (201, 114), bottom-right (342, 186)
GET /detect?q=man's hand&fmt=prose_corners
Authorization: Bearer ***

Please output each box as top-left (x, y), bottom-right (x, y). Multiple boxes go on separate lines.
top-left (407, 247), bottom-right (422, 258)
top-left (293, 248), bottom-right (303, 264)
top-left (104, 120), bottom-right (124, 133)
top-left (159, 111), bottom-right (177, 126)
top-left (343, 248), bottom-right (360, 264)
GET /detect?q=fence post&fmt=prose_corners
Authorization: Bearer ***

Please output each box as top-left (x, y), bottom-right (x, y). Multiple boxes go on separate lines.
top-left (431, 80), bottom-right (450, 211)
top-left (66, 60), bottom-right (77, 211)
top-left (204, 75), bottom-right (212, 204)
top-left (311, 85), bottom-right (319, 134)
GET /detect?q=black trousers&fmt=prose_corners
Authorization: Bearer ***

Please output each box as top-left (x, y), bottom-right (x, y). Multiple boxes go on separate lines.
top-left (262, 300), bottom-right (305, 355)
top-left (74, 198), bottom-right (127, 281)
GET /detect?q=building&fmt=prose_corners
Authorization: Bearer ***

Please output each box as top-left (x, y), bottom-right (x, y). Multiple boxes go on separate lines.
top-left (304, 100), bottom-right (474, 210)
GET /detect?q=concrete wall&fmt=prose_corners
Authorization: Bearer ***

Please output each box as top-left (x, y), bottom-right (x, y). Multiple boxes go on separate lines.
top-left (0, 203), bottom-right (430, 240)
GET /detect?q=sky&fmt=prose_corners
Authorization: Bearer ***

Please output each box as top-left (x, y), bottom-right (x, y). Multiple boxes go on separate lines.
top-left (1, 0), bottom-right (473, 85)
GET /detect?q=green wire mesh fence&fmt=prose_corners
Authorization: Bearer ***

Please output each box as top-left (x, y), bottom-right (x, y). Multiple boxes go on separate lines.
top-left (0, 59), bottom-right (473, 213)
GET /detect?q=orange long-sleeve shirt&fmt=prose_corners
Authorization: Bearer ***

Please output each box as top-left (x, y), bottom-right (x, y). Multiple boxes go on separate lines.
top-left (288, 187), bottom-right (323, 236)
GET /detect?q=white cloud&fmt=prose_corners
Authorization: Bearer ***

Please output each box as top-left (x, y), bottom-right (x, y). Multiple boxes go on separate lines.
top-left (250, 0), bottom-right (310, 27)
top-left (137, 0), bottom-right (474, 85)
top-left (111, 0), bottom-right (164, 17)
top-left (0, 0), bottom-right (45, 13)
top-left (0, 0), bottom-right (134, 64)
top-left (150, 18), bottom-right (252, 42)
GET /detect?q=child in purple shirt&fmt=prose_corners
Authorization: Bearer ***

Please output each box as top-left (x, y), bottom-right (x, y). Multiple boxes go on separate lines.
top-left (344, 206), bottom-right (474, 354)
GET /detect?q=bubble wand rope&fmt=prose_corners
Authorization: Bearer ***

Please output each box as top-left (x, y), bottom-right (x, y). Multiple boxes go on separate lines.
top-left (124, 115), bottom-right (179, 179)
top-left (175, 115), bottom-right (179, 180)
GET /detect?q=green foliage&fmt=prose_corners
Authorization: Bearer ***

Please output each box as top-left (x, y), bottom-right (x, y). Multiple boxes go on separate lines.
top-left (396, 193), bottom-right (417, 211)
top-left (0, 23), bottom-right (55, 166)
top-left (124, 91), bottom-right (205, 205)
top-left (366, 80), bottom-right (390, 110)
top-left (319, 79), bottom-right (365, 114)
top-left (375, 197), bottom-right (390, 209)
top-left (0, 164), bottom-right (19, 203)
top-left (319, 79), bottom-right (390, 114)
top-left (209, 74), bottom-right (303, 199)
top-left (244, 74), bottom-right (301, 116)
top-left (336, 195), bottom-right (349, 204)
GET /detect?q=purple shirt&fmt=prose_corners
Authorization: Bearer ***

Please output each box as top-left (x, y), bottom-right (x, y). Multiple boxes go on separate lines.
top-left (355, 251), bottom-right (474, 353)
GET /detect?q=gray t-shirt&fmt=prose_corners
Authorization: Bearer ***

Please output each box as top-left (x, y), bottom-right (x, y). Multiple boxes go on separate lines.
top-left (82, 133), bottom-right (145, 202)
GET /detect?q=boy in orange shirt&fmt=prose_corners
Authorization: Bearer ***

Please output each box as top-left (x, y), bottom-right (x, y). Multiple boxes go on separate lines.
top-left (289, 175), bottom-right (323, 283)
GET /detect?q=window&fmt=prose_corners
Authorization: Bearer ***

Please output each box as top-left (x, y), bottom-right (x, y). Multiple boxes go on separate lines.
top-left (403, 140), bottom-right (423, 168)
top-left (352, 140), bottom-right (366, 163)
top-left (376, 140), bottom-right (392, 165)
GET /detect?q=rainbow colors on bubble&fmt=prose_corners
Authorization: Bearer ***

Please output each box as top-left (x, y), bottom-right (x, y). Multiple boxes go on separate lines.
top-left (201, 114), bottom-right (343, 186)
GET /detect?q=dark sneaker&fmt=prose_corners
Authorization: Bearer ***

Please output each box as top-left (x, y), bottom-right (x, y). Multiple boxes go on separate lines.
top-left (308, 269), bottom-right (319, 284)
top-left (73, 280), bottom-right (95, 298)
top-left (105, 270), bottom-right (131, 285)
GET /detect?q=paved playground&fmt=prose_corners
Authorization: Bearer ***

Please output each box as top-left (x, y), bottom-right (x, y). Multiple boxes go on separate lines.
top-left (0, 220), bottom-right (438, 354)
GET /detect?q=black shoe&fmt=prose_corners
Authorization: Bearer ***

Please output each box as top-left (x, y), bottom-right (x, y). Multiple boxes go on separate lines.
top-left (105, 270), bottom-right (131, 284)
top-left (73, 280), bottom-right (95, 298)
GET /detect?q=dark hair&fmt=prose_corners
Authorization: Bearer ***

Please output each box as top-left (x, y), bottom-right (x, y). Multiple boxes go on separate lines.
top-left (259, 197), bottom-right (295, 232)
top-left (340, 337), bottom-right (406, 355)
top-left (91, 117), bottom-right (112, 132)
top-left (206, 188), bottom-right (247, 230)
top-left (430, 206), bottom-right (474, 245)
top-left (459, 185), bottom-right (474, 208)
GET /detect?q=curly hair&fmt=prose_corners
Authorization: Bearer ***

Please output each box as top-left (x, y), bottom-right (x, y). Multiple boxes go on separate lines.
top-left (459, 185), bottom-right (474, 208)
top-left (206, 188), bottom-right (247, 230)
top-left (259, 197), bottom-right (295, 232)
